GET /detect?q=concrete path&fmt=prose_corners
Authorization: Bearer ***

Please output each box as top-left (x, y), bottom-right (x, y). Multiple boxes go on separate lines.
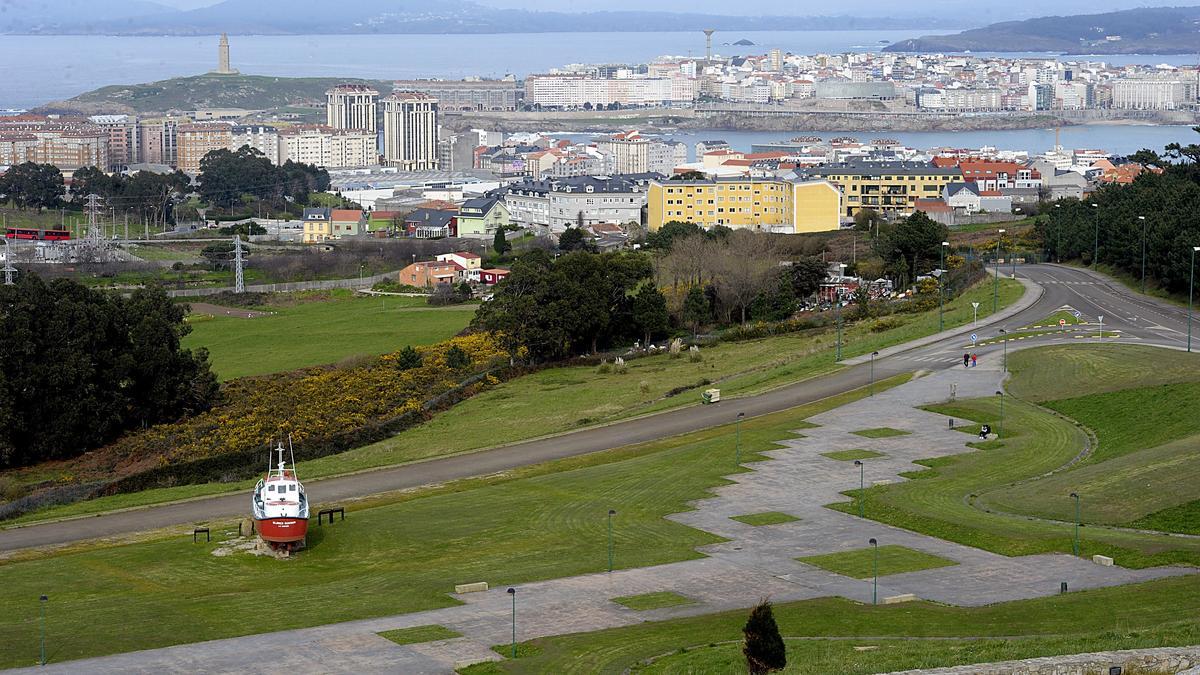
top-left (23, 360), bottom-right (1192, 673)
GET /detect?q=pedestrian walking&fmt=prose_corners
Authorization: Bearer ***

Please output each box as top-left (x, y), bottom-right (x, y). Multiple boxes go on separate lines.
top-left (971, 353), bottom-right (978, 367)
top-left (963, 353), bottom-right (970, 368)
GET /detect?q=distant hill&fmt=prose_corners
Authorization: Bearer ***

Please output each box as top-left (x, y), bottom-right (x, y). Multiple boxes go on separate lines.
top-left (37, 75), bottom-right (394, 115)
top-left (0, 0), bottom-right (174, 33)
top-left (9, 0), bottom-right (954, 35)
top-left (885, 6), bottom-right (1200, 54)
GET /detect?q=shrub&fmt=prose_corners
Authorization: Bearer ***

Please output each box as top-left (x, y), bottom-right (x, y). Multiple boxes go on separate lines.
top-left (596, 360), bottom-right (612, 374)
top-left (687, 345), bottom-right (703, 363)
top-left (870, 317), bottom-right (906, 333)
top-left (639, 380), bottom-right (651, 394)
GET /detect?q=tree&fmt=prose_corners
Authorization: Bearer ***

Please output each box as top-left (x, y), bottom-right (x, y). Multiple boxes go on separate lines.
top-left (0, 162), bottom-right (63, 210)
top-left (631, 283), bottom-right (670, 346)
top-left (853, 207), bottom-right (882, 234)
top-left (645, 220), bottom-right (704, 250)
top-left (789, 256), bottom-right (828, 300)
top-left (558, 227), bottom-right (592, 252)
top-left (493, 227), bottom-right (511, 256)
top-left (682, 285), bottom-right (710, 337)
top-left (445, 345), bottom-right (471, 370)
top-left (873, 211), bottom-right (949, 286)
top-left (670, 170), bottom-right (707, 181)
top-left (396, 345), bottom-right (422, 370)
top-left (743, 600), bottom-right (786, 674)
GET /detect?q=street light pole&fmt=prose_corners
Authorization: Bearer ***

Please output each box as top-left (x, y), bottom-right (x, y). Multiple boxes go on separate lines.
top-left (735, 412), bottom-right (745, 466)
top-left (869, 351), bottom-right (879, 396)
top-left (939, 241), bottom-right (948, 331)
top-left (1189, 247), bottom-right (1199, 353)
top-left (1138, 215), bottom-right (1147, 294)
top-left (1070, 492), bottom-right (1080, 556)
top-left (835, 309), bottom-right (843, 362)
top-left (869, 538), bottom-right (879, 605)
top-left (996, 390), bottom-right (1004, 441)
top-left (999, 329), bottom-right (1008, 374)
top-left (607, 509), bottom-right (617, 573)
top-left (39, 594), bottom-right (47, 666)
top-left (994, 229), bottom-right (1005, 313)
top-left (506, 588), bottom-right (517, 658)
top-left (854, 460), bottom-right (865, 518)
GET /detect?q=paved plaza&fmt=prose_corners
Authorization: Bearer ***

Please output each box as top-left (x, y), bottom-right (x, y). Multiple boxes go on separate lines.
top-left (23, 358), bottom-right (1193, 674)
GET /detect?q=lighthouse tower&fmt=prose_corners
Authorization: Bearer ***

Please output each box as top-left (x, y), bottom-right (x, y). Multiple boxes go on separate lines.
top-left (213, 33), bottom-right (239, 75)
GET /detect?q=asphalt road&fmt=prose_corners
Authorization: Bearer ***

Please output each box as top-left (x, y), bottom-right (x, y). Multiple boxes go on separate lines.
top-left (0, 264), bottom-right (1190, 552)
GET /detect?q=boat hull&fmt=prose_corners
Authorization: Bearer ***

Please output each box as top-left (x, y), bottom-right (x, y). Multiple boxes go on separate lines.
top-left (256, 517), bottom-right (309, 543)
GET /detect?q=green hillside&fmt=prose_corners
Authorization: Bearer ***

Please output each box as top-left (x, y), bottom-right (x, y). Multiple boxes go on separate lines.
top-left (42, 74), bottom-right (394, 115)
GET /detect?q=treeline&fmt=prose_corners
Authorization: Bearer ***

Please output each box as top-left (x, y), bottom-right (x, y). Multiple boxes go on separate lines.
top-left (197, 147), bottom-right (330, 212)
top-left (0, 276), bottom-right (219, 469)
top-left (71, 166), bottom-right (191, 226)
top-left (1037, 129), bottom-right (1200, 294)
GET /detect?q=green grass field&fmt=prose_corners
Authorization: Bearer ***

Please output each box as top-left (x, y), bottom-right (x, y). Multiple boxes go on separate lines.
top-left (461, 578), bottom-right (1200, 674)
top-left (378, 625), bottom-right (462, 645)
top-left (0, 377), bottom-right (908, 668)
top-left (729, 512), bottom-right (800, 527)
top-left (825, 345), bottom-right (1200, 568)
top-left (6, 279), bottom-right (1022, 526)
top-left (612, 592), bottom-right (695, 611)
top-left (797, 545), bottom-right (957, 579)
top-left (851, 428), bottom-right (910, 439)
top-left (182, 292), bottom-right (476, 379)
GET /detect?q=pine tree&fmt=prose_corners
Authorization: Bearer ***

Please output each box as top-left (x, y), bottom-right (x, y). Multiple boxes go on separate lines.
top-left (743, 599), bottom-right (786, 675)
top-left (396, 345), bottom-right (422, 370)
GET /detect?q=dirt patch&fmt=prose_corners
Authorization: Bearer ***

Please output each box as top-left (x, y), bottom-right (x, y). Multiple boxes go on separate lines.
top-left (188, 303), bottom-right (273, 318)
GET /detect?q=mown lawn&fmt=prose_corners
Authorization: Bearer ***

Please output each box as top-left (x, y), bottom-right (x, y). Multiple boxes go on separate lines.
top-left (797, 545), bottom-right (957, 579)
top-left (182, 292), bottom-right (476, 379)
top-left (462, 579), bottom-right (1200, 674)
top-left (0, 377), bottom-right (907, 668)
top-left (1006, 344), bottom-right (1200, 402)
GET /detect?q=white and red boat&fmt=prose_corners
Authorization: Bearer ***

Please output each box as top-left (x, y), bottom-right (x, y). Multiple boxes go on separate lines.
top-left (252, 441), bottom-right (309, 548)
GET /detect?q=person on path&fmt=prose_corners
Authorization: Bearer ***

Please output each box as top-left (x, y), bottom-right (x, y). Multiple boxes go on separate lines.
top-left (963, 353), bottom-right (970, 368)
top-left (971, 353), bottom-right (978, 367)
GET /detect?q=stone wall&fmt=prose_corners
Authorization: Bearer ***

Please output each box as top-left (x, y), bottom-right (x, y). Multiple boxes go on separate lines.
top-left (883, 646), bottom-right (1200, 675)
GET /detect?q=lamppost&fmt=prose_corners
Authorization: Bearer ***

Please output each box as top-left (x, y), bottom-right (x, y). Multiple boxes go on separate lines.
top-left (869, 351), bottom-right (879, 396)
top-left (868, 538), bottom-right (879, 605)
top-left (854, 460), bottom-right (865, 518)
top-left (506, 587), bottom-right (517, 658)
top-left (994, 229), bottom-right (1005, 313)
top-left (999, 328), bottom-right (1008, 374)
top-left (1070, 492), bottom-right (1080, 556)
top-left (996, 390), bottom-right (1004, 441)
top-left (939, 241), bottom-right (949, 331)
top-left (1189, 246), bottom-right (1199, 353)
top-left (607, 509), bottom-right (617, 573)
top-left (1090, 202), bottom-right (1099, 269)
top-left (1053, 203), bottom-right (1062, 263)
top-left (1138, 215), bottom-right (1147, 294)
top-left (835, 307), bottom-right (843, 362)
top-left (39, 594), bottom-right (47, 666)
top-left (735, 412), bottom-right (745, 466)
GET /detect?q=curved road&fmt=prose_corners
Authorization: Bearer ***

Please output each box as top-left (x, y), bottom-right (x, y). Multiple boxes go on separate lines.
top-left (1, 264), bottom-right (1192, 552)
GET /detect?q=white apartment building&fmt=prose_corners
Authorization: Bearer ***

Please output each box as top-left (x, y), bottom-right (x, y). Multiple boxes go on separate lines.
top-left (498, 175), bottom-right (653, 231)
top-left (278, 125), bottom-right (376, 168)
top-left (382, 92), bottom-right (439, 171)
top-left (232, 124), bottom-right (279, 164)
top-left (1112, 78), bottom-right (1192, 110)
top-left (647, 140), bottom-right (687, 175)
top-left (918, 88), bottom-right (1001, 111)
top-left (326, 84), bottom-right (379, 133)
top-left (525, 74), bottom-right (696, 109)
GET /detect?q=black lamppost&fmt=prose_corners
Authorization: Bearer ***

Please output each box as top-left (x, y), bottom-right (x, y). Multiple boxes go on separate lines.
top-left (39, 594), bottom-right (48, 666)
top-left (869, 351), bottom-right (879, 396)
top-left (1090, 202), bottom-right (1099, 269)
top-left (996, 390), bottom-right (1004, 440)
top-left (506, 587), bottom-right (517, 658)
top-left (735, 412), bottom-right (745, 466)
top-left (854, 460), bottom-right (865, 518)
top-left (999, 328), bottom-right (1009, 374)
top-left (607, 509), bottom-right (617, 573)
top-left (1070, 492), bottom-right (1081, 556)
top-left (939, 241), bottom-right (948, 331)
top-left (868, 538), bottom-right (879, 605)
top-left (1138, 215), bottom-right (1147, 294)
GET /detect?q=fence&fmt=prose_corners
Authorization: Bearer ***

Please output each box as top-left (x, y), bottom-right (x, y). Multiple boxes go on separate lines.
top-left (166, 269), bottom-right (401, 298)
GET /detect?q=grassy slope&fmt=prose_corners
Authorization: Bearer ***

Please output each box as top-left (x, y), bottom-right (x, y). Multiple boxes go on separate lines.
top-left (65, 74), bottom-right (394, 113)
top-left (4, 279), bottom-right (1022, 525)
top-left (0, 377), bottom-right (908, 668)
top-left (462, 579), bottom-right (1200, 674)
top-left (182, 293), bottom-right (475, 379)
top-left (1006, 344), bottom-right (1200, 402)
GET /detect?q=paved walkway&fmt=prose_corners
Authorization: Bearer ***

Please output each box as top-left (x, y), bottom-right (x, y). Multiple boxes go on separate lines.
top-left (24, 360), bottom-right (1193, 673)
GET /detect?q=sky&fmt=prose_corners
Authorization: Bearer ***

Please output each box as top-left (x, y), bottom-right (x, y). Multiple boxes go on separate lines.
top-left (149, 0), bottom-right (1172, 17)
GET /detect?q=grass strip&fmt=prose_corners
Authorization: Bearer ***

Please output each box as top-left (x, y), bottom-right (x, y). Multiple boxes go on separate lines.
top-left (378, 624), bottom-right (462, 645)
top-left (797, 545), bottom-right (957, 579)
top-left (612, 592), bottom-right (695, 611)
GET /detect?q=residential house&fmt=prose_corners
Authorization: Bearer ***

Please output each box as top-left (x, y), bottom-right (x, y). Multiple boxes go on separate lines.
top-left (404, 208), bottom-right (457, 238)
top-left (943, 182), bottom-right (982, 214)
top-left (647, 177), bottom-right (841, 234)
top-left (436, 251), bottom-right (483, 272)
top-left (330, 209), bottom-right (366, 238)
top-left (397, 260), bottom-right (463, 288)
top-left (477, 268), bottom-right (510, 285)
top-left (978, 190), bottom-right (1013, 213)
top-left (456, 197), bottom-right (512, 238)
top-left (302, 207), bottom-right (332, 243)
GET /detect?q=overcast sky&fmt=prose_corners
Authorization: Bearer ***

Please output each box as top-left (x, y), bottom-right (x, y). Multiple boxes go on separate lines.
top-left (151, 0), bottom-right (1171, 15)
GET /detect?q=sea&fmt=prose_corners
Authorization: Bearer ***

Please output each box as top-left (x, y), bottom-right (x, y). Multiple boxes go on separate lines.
top-left (1, 30), bottom-right (1196, 152)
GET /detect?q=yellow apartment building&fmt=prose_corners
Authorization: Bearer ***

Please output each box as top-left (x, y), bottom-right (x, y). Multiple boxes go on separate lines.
top-left (647, 178), bottom-right (840, 234)
top-left (789, 162), bottom-right (962, 219)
